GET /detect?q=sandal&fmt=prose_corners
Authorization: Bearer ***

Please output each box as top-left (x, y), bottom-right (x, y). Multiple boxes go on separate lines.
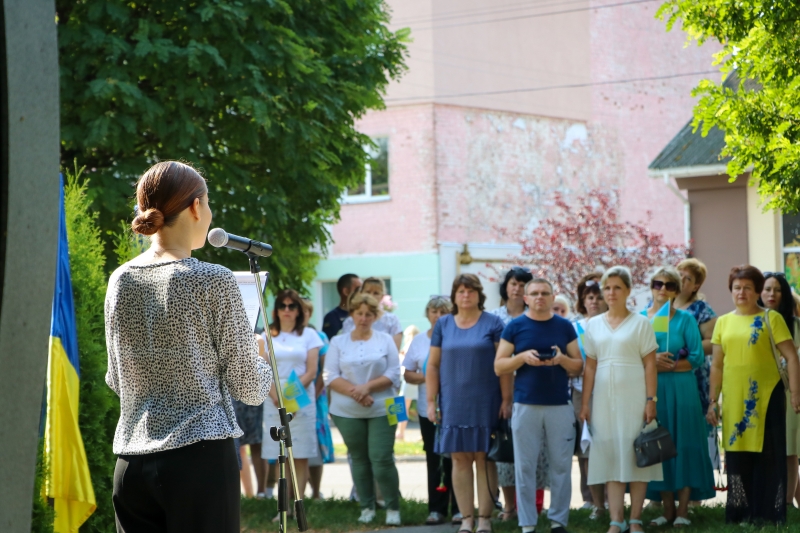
top-left (609, 520), bottom-right (629, 533)
top-left (498, 510), bottom-right (517, 521)
top-left (457, 515), bottom-right (474, 533)
top-left (650, 516), bottom-right (670, 526)
top-left (673, 517), bottom-right (691, 528)
top-left (629, 519), bottom-right (644, 533)
top-left (476, 515), bottom-right (493, 533)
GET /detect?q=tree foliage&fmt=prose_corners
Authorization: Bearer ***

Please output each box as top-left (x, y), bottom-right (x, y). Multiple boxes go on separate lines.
top-left (657, 0), bottom-right (800, 212)
top-left (57, 0), bottom-right (408, 289)
top-left (499, 189), bottom-right (689, 301)
top-left (64, 168), bottom-right (119, 532)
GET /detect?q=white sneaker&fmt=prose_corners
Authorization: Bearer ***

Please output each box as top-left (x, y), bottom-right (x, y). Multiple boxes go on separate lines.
top-left (358, 509), bottom-right (376, 523)
top-left (386, 510), bottom-right (401, 526)
top-left (581, 502), bottom-right (594, 510)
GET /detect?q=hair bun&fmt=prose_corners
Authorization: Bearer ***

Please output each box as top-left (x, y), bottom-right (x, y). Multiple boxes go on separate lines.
top-left (131, 207), bottom-right (165, 235)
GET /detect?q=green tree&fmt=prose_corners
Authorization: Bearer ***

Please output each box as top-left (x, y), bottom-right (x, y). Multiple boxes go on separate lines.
top-left (657, 0), bottom-right (800, 211)
top-left (64, 168), bottom-right (119, 532)
top-left (57, 0), bottom-right (408, 289)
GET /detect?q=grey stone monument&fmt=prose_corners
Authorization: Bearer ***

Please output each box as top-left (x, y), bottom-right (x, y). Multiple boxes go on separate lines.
top-left (0, 0), bottom-right (60, 530)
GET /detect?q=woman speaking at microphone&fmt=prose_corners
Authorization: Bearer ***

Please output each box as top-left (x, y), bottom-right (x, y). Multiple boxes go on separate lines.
top-left (105, 161), bottom-right (272, 533)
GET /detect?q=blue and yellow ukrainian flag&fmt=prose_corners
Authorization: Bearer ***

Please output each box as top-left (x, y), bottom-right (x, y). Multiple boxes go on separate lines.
top-left (283, 370), bottom-right (312, 413)
top-left (385, 397), bottom-right (409, 425)
top-left (44, 176), bottom-right (96, 532)
top-left (651, 301), bottom-right (671, 334)
top-left (576, 322), bottom-right (587, 359)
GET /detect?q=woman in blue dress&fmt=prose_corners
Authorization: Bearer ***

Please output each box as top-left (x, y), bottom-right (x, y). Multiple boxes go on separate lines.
top-left (426, 274), bottom-right (511, 533)
top-left (642, 267), bottom-right (715, 527)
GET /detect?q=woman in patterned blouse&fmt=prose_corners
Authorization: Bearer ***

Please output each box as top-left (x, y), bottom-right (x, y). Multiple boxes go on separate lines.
top-left (105, 161), bottom-right (272, 533)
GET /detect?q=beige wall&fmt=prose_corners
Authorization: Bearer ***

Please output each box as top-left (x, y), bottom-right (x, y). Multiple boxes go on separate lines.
top-left (746, 183), bottom-right (782, 272)
top-left (385, 0), bottom-right (591, 120)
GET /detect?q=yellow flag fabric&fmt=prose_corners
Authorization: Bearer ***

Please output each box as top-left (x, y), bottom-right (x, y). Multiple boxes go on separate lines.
top-left (45, 337), bottom-right (97, 532)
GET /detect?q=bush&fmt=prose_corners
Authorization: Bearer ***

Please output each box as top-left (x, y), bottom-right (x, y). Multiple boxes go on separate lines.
top-left (64, 166), bottom-right (119, 532)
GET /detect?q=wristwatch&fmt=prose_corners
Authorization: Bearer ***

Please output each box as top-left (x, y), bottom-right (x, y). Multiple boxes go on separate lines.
top-left (647, 396), bottom-right (658, 403)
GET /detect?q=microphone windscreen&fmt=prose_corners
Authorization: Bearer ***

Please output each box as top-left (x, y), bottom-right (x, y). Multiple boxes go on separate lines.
top-left (207, 228), bottom-right (229, 248)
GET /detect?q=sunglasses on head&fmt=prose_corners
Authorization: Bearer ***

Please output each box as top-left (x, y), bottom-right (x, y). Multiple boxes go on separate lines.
top-left (511, 266), bottom-right (531, 274)
top-left (651, 280), bottom-right (679, 292)
top-left (584, 280), bottom-right (600, 288)
top-left (764, 271), bottom-right (786, 278)
top-left (429, 294), bottom-right (451, 301)
top-left (277, 303), bottom-right (299, 311)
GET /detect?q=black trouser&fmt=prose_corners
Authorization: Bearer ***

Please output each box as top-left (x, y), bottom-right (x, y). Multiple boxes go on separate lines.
top-left (113, 438), bottom-right (240, 533)
top-left (726, 381), bottom-right (787, 525)
top-left (419, 415), bottom-right (459, 516)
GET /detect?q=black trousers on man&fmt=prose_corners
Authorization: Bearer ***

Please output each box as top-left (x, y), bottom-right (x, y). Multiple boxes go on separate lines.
top-left (419, 415), bottom-right (459, 516)
top-left (113, 438), bottom-right (240, 533)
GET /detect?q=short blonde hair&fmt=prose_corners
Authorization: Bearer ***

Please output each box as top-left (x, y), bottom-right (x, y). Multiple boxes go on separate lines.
top-left (362, 277), bottom-right (387, 295)
top-left (348, 292), bottom-right (380, 316)
top-left (650, 266), bottom-right (681, 288)
top-left (601, 265), bottom-right (632, 289)
top-left (677, 258), bottom-right (708, 290)
top-left (554, 295), bottom-right (571, 312)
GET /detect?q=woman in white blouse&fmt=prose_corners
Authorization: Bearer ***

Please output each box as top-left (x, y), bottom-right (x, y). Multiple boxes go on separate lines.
top-left (324, 293), bottom-right (402, 526)
top-left (261, 289), bottom-right (322, 510)
top-left (341, 277), bottom-right (402, 348)
top-left (579, 266), bottom-right (660, 533)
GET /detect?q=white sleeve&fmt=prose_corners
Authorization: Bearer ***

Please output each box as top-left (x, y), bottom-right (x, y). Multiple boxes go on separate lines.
top-left (389, 313), bottom-right (402, 336)
top-left (583, 320), bottom-right (597, 360)
top-left (323, 338), bottom-right (342, 386)
top-left (382, 335), bottom-right (402, 388)
top-left (341, 317), bottom-right (355, 335)
top-left (304, 328), bottom-right (324, 351)
top-left (639, 318), bottom-right (659, 357)
top-left (403, 338), bottom-right (421, 372)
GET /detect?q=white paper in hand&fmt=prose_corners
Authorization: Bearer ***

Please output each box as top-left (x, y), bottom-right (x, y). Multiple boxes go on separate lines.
top-left (581, 421), bottom-right (592, 454)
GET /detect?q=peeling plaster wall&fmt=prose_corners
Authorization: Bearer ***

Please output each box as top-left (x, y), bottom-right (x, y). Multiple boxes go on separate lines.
top-left (589, 1), bottom-right (719, 245)
top-left (435, 105), bottom-right (624, 244)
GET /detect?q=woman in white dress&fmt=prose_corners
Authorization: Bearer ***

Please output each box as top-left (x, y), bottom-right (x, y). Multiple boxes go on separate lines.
top-left (579, 266), bottom-right (660, 533)
top-left (341, 277), bottom-right (402, 348)
top-left (261, 289), bottom-right (322, 510)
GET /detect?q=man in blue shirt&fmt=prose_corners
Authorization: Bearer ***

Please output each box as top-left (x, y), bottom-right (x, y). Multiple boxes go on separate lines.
top-left (322, 273), bottom-right (361, 339)
top-left (495, 278), bottom-right (583, 533)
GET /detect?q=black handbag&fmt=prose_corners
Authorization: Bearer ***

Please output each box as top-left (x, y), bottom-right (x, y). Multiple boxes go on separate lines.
top-left (487, 419), bottom-right (514, 463)
top-left (633, 420), bottom-right (677, 467)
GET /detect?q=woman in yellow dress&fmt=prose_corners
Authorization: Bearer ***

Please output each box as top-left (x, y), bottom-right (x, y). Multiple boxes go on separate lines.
top-left (707, 265), bottom-right (800, 524)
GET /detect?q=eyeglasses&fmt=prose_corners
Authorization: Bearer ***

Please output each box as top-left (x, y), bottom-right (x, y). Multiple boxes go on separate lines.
top-left (651, 280), bottom-right (679, 292)
top-left (511, 266), bottom-right (531, 274)
top-left (764, 272), bottom-right (786, 278)
top-left (584, 280), bottom-right (600, 288)
top-left (429, 295), bottom-right (451, 300)
top-left (277, 303), bottom-right (299, 311)
top-left (527, 291), bottom-right (552, 297)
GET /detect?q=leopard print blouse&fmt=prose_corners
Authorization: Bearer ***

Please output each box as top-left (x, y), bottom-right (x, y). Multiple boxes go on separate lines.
top-left (105, 258), bottom-right (272, 454)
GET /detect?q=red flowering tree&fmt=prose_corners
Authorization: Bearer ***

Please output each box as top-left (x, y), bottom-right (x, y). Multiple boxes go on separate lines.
top-left (498, 189), bottom-right (689, 301)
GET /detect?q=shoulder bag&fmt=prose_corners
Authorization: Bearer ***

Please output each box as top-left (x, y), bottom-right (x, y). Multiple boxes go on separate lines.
top-left (487, 418), bottom-right (514, 463)
top-left (763, 310), bottom-right (791, 390)
top-left (633, 420), bottom-right (677, 468)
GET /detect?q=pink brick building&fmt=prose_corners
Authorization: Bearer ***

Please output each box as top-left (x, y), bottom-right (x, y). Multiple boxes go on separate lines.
top-left (312, 0), bottom-right (718, 329)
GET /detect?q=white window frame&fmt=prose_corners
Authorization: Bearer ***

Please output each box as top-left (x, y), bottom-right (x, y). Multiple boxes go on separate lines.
top-left (342, 137), bottom-right (390, 205)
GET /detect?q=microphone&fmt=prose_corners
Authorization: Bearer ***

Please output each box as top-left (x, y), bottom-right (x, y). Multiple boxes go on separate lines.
top-left (208, 228), bottom-right (273, 257)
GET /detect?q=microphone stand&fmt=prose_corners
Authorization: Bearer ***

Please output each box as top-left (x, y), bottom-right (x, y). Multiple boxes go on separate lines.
top-left (247, 253), bottom-right (308, 532)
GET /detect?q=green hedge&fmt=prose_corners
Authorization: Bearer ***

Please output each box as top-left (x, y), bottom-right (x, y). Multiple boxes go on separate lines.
top-left (61, 168), bottom-right (121, 532)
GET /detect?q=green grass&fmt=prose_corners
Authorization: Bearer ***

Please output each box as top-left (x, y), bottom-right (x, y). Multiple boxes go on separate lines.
top-left (333, 440), bottom-right (425, 457)
top-left (241, 498), bottom-right (800, 532)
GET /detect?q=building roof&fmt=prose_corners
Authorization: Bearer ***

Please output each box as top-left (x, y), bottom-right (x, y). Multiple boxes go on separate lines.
top-left (649, 74), bottom-right (759, 172)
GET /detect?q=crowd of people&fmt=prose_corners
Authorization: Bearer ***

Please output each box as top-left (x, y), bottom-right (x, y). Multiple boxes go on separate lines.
top-left (235, 260), bottom-right (800, 533)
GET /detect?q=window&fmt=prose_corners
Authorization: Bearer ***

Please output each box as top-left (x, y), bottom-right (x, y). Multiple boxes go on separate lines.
top-left (782, 213), bottom-right (800, 291)
top-left (345, 137), bottom-right (389, 202)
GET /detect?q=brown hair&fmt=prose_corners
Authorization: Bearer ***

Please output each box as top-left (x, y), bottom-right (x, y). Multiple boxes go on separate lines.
top-left (348, 292), bottom-right (380, 317)
top-left (728, 265), bottom-right (765, 293)
top-left (677, 258), bottom-right (708, 296)
top-left (131, 161), bottom-right (207, 235)
top-left (576, 272), bottom-right (602, 315)
top-left (270, 289), bottom-right (306, 335)
top-left (450, 274), bottom-right (487, 314)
